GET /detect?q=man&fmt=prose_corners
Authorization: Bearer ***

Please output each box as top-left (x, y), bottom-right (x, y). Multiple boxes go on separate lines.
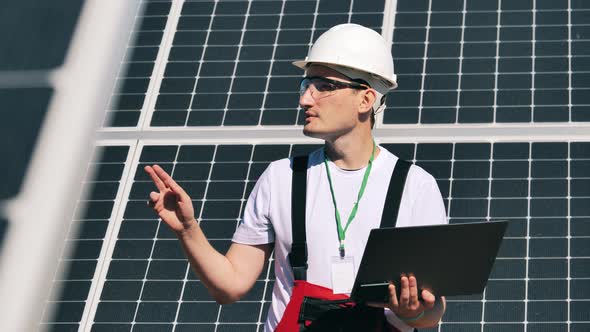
top-left (145, 24), bottom-right (447, 331)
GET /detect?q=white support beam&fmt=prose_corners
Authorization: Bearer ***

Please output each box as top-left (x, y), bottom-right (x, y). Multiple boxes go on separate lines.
top-left (0, 1), bottom-right (139, 330)
top-left (96, 122), bottom-right (590, 144)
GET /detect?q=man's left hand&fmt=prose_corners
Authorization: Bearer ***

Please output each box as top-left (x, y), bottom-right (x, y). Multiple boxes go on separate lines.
top-left (368, 275), bottom-right (436, 321)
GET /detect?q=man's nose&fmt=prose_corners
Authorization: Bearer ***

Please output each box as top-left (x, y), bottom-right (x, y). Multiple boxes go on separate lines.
top-left (299, 85), bottom-right (315, 107)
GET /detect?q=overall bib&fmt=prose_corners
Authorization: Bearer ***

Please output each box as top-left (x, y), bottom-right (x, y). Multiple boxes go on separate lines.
top-left (275, 155), bottom-right (413, 332)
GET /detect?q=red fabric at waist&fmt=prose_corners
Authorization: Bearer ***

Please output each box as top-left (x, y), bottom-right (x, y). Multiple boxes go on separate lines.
top-left (275, 280), bottom-right (401, 332)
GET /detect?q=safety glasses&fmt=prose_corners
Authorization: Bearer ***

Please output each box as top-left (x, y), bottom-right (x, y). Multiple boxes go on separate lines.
top-left (299, 76), bottom-right (370, 100)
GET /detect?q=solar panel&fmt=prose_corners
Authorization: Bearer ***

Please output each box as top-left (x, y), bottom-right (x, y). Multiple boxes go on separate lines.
top-left (41, 145), bottom-right (131, 331)
top-left (148, 0), bottom-right (385, 127)
top-left (384, 0), bottom-right (590, 125)
top-left (0, 1), bottom-right (85, 71)
top-left (0, 88), bottom-right (53, 199)
top-left (103, 0), bottom-right (173, 127)
top-left (76, 140), bottom-right (589, 331)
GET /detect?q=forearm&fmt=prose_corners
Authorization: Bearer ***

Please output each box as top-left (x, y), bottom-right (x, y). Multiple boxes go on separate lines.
top-left (176, 222), bottom-right (254, 304)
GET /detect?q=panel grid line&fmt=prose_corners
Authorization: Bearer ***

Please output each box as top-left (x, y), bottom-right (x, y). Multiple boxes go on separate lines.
top-left (183, 0), bottom-right (218, 127)
top-left (438, 142), bottom-right (454, 330)
top-left (257, 0), bottom-right (287, 126)
top-left (389, 23), bottom-right (589, 30)
top-left (434, 140), bottom-right (448, 332)
top-left (524, 142), bottom-right (532, 329)
top-left (129, 145), bottom-right (181, 331)
top-left (492, 1), bottom-right (501, 124)
top-left (530, 0), bottom-right (537, 123)
top-left (220, 1), bottom-right (253, 126)
top-left (140, 0), bottom-right (185, 130)
top-left (567, 141), bottom-right (571, 329)
top-left (294, 0), bottom-right (321, 126)
top-left (568, 0), bottom-right (572, 123)
top-left (171, 232), bottom-right (192, 327)
top-left (80, 143), bottom-right (138, 332)
top-left (195, 144), bottom-right (221, 330)
top-left (104, 2), bottom-right (145, 127)
top-left (197, 145), bottom-right (218, 227)
top-left (416, 0), bottom-right (432, 124)
top-left (480, 142), bottom-right (494, 331)
top-left (454, 0), bottom-right (467, 124)
top-left (392, 9), bottom-right (588, 14)
top-left (235, 145), bottom-right (264, 331)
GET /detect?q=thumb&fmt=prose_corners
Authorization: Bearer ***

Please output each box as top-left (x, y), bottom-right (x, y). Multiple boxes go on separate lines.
top-left (421, 290), bottom-right (436, 309)
top-left (149, 191), bottom-right (160, 202)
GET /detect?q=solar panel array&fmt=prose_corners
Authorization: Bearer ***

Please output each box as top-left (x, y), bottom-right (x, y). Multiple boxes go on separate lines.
top-left (38, 0), bottom-right (590, 331)
top-left (385, 0), bottom-right (590, 124)
top-left (46, 140), bottom-right (590, 331)
top-left (149, 0), bottom-right (384, 127)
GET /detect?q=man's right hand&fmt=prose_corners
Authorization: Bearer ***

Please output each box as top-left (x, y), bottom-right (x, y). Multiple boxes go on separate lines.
top-left (144, 164), bottom-right (271, 305)
top-left (144, 164), bottom-right (196, 233)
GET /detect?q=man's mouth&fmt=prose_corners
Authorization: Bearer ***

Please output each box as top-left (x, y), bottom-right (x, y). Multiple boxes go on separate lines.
top-left (305, 110), bottom-right (317, 120)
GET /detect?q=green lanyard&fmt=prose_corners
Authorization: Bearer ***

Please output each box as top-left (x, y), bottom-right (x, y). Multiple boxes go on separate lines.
top-left (324, 141), bottom-right (376, 257)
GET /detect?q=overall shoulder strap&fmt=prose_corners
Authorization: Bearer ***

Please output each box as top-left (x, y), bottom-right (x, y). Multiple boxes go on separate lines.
top-left (379, 159), bottom-right (412, 228)
top-left (288, 155), bottom-right (309, 280)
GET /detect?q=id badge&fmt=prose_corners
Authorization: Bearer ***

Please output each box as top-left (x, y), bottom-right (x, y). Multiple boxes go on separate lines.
top-left (330, 256), bottom-right (355, 294)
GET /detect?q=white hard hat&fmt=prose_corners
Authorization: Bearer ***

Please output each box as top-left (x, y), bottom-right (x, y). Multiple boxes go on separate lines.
top-left (293, 23), bottom-right (398, 91)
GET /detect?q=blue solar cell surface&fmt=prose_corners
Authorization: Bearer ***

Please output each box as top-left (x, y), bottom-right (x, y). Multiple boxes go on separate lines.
top-left (150, 0), bottom-right (385, 127)
top-left (104, 0), bottom-right (173, 127)
top-left (81, 141), bottom-right (590, 331)
top-left (385, 0), bottom-right (590, 124)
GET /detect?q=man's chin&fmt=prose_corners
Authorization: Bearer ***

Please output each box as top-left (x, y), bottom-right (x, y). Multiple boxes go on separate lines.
top-left (302, 126), bottom-right (324, 139)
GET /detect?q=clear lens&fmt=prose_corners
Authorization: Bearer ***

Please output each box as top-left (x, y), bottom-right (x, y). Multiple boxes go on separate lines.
top-left (299, 77), bottom-right (338, 99)
top-left (299, 77), bottom-right (369, 100)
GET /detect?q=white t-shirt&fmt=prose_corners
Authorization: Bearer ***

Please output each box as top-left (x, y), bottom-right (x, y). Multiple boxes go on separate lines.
top-left (232, 146), bottom-right (448, 331)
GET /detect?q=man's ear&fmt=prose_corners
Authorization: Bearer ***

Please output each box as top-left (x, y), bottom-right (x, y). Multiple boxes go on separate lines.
top-left (359, 89), bottom-right (377, 115)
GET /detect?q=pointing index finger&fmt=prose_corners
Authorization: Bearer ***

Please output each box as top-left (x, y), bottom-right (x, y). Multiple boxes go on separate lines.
top-left (144, 165), bottom-right (166, 191)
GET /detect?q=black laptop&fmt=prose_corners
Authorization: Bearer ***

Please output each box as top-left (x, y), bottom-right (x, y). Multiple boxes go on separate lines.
top-left (350, 220), bottom-right (508, 303)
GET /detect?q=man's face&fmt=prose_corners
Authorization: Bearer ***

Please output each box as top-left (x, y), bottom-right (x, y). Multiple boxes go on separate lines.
top-left (300, 65), bottom-right (367, 141)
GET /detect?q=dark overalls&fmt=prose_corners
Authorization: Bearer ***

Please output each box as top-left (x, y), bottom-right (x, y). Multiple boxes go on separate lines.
top-left (275, 155), bottom-right (413, 332)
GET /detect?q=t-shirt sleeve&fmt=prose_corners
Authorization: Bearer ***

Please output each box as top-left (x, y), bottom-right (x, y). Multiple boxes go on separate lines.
top-left (232, 162), bottom-right (276, 245)
top-left (410, 172), bottom-right (448, 227)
